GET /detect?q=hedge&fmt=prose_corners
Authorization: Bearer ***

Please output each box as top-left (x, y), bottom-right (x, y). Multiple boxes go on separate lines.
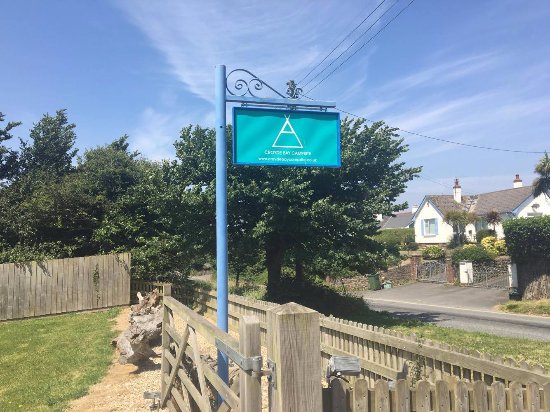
top-left (503, 216), bottom-right (550, 260)
top-left (451, 244), bottom-right (495, 263)
top-left (422, 245), bottom-right (445, 260)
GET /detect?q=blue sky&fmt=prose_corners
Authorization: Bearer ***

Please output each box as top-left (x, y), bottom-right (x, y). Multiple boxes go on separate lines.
top-left (1, 0), bottom-right (549, 206)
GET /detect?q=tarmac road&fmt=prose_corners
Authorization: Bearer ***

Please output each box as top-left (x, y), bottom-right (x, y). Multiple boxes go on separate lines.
top-left (360, 283), bottom-right (550, 341)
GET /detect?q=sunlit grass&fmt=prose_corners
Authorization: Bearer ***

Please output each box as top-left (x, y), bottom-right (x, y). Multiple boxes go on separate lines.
top-left (0, 308), bottom-right (120, 411)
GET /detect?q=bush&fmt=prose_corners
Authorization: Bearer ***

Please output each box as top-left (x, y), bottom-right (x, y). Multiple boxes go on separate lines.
top-left (495, 239), bottom-right (506, 255)
top-left (403, 242), bottom-right (419, 251)
top-left (422, 245), bottom-right (445, 260)
top-left (451, 244), bottom-right (495, 263)
top-left (374, 228), bottom-right (415, 251)
top-left (504, 216), bottom-right (550, 261)
top-left (480, 236), bottom-right (507, 256)
top-left (476, 229), bottom-right (496, 243)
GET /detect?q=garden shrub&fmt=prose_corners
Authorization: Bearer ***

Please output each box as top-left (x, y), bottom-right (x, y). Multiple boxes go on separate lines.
top-left (504, 216), bottom-right (550, 261)
top-left (476, 229), bottom-right (496, 243)
top-left (495, 239), bottom-right (506, 255)
top-left (480, 236), bottom-right (507, 256)
top-left (451, 244), bottom-right (495, 263)
top-left (422, 245), bottom-right (445, 260)
top-left (374, 228), bottom-right (415, 251)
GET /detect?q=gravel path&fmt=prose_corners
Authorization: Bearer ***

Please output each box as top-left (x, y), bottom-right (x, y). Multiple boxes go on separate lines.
top-left (67, 307), bottom-right (270, 411)
top-left (67, 307), bottom-right (162, 411)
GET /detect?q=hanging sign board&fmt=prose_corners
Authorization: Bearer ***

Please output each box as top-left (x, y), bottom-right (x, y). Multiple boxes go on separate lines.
top-left (233, 107), bottom-right (340, 167)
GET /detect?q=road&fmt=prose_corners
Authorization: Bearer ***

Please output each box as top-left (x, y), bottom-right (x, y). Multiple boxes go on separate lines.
top-left (360, 283), bottom-right (550, 341)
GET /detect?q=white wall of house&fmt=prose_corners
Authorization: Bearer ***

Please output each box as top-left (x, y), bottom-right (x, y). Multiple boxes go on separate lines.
top-left (414, 201), bottom-right (454, 244)
top-left (516, 194), bottom-right (550, 218)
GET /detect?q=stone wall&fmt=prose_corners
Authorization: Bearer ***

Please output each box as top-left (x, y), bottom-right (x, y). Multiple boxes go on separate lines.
top-left (516, 258), bottom-right (550, 299)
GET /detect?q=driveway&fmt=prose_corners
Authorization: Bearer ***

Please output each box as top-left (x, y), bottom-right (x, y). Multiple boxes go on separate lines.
top-left (359, 283), bottom-right (550, 341)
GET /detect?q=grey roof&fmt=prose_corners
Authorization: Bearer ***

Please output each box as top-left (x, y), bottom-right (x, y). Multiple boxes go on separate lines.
top-left (421, 186), bottom-right (533, 217)
top-left (380, 212), bottom-right (413, 229)
top-left (426, 195), bottom-right (470, 214)
top-left (471, 186), bottom-right (533, 215)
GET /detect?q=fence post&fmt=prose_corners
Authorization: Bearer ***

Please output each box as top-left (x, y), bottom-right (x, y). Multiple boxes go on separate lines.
top-left (267, 302), bottom-right (322, 412)
top-left (240, 315), bottom-right (261, 412)
top-left (160, 286), bottom-right (172, 403)
top-left (446, 258), bottom-right (455, 284)
top-left (410, 256), bottom-right (419, 281)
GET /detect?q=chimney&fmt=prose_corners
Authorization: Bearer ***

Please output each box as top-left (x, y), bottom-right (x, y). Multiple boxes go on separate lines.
top-left (453, 178), bottom-right (462, 203)
top-left (412, 204), bottom-right (418, 213)
top-left (513, 174), bottom-right (523, 188)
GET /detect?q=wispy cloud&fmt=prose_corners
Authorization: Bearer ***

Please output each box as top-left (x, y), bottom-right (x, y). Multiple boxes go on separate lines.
top-left (115, 0), bottom-right (382, 102)
top-left (129, 106), bottom-right (213, 160)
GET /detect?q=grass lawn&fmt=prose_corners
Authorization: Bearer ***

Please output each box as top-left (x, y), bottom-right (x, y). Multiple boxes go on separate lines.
top-left (0, 308), bottom-right (120, 411)
top-left (497, 299), bottom-right (550, 317)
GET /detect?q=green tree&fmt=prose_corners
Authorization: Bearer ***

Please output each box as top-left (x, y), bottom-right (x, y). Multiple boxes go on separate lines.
top-left (19, 109), bottom-right (77, 179)
top-left (171, 118), bottom-right (421, 297)
top-left (444, 210), bottom-right (478, 246)
top-left (0, 112), bottom-right (21, 184)
top-left (533, 152), bottom-right (550, 198)
top-left (485, 210), bottom-right (501, 231)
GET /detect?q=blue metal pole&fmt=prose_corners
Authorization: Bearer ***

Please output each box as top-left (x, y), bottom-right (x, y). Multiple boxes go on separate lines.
top-left (215, 64), bottom-right (229, 387)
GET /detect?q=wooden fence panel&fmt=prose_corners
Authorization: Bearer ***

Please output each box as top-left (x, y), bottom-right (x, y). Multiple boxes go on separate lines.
top-left (0, 254), bottom-right (130, 321)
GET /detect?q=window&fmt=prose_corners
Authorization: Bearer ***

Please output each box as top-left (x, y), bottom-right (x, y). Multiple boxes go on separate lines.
top-left (423, 218), bottom-right (438, 236)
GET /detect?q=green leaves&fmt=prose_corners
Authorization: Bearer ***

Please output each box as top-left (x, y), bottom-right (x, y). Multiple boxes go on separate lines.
top-left (503, 216), bottom-right (550, 260)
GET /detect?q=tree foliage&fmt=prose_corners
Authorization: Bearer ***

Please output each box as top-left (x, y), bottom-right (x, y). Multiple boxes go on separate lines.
top-left (444, 210), bottom-right (478, 246)
top-left (172, 118), bottom-right (420, 297)
top-left (0, 111), bottom-right (420, 292)
top-left (533, 152), bottom-right (550, 199)
top-left (19, 109), bottom-right (77, 179)
top-left (0, 112), bottom-right (21, 184)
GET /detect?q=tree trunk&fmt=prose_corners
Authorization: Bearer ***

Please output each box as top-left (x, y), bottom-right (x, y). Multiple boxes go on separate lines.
top-left (112, 290), bottom-right (163, 364)
top-left (266, 238), bottom-right (284, 299)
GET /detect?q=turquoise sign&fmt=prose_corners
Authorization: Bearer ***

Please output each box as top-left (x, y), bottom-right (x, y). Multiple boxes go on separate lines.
top-left (233, 107), bottom-right (340, 167)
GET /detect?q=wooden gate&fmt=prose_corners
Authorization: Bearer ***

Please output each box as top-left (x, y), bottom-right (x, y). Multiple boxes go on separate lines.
top-left (417, 260), bottom-right (447, 283)
top-left (160, 286), bottom-right (262, 412)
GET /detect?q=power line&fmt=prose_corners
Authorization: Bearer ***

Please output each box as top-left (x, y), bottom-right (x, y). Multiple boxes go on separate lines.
top-left (301, 0), bottom-right (401, 90)
top-left (418, 175), bottom-right (452, 189)
top-left (297, 0), bottom-right (388, 85)
top-left (336, 107), bottom-right (548, 154)
top-left (306, 0), bottom-right (417, 94)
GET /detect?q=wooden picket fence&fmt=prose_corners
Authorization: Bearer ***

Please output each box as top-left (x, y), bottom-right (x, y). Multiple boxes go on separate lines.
top-left (325, 378), bottom-right (550, 411)
top-left (130, 282), bottom-right (550, 411)
top-left (0, 253), bottom-right (131, 321)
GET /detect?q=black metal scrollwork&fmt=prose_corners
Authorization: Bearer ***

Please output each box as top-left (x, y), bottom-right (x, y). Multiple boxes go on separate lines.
top-left (286, 80), bottom-right (303, 99)
top-left (227, 69), bottom-right (300, 99)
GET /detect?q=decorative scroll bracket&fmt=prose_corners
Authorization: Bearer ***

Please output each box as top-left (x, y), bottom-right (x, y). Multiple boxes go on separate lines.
top-left (225, 68), bottom-right (335, 111)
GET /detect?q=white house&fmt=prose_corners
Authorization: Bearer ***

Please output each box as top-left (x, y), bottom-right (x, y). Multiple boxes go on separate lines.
top-left (412, 175), bottom-right (550, 244)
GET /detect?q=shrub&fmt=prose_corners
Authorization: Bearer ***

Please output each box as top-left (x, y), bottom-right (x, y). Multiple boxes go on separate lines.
top-left (480, 236), bottom-right (507, 256)
top-left (403, 242), bottom-right (419, 251)
top-left (374, 228), bottom-right (415, 251)
top-left (495, 239), bottom-right (506, 255)
top-left (451, 244), bottom-right (495, 263)
top-left (476, 229), bottom-right (496, 243)
top-left (481, 236), bottom-right (498, 255)
top-left (504, 216), bottom-right (550, 261)
top-left (422, 245), bottom-right (445, 260)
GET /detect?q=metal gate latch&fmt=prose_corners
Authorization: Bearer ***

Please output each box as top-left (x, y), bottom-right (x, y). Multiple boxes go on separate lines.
top-left (215, 338), bottom-right (263, 373)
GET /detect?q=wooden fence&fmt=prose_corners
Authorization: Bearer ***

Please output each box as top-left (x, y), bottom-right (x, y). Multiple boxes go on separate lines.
top-left (0, 253), bottom-right (131, 321)
top-left (132, 282), bottom-right (550, 411)
top-left (325, 377), bottom-right (550, 411)
top-left (129, 282), bottom-right (549, 387)
top-left (160, 286), bottom-right (262, 411)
